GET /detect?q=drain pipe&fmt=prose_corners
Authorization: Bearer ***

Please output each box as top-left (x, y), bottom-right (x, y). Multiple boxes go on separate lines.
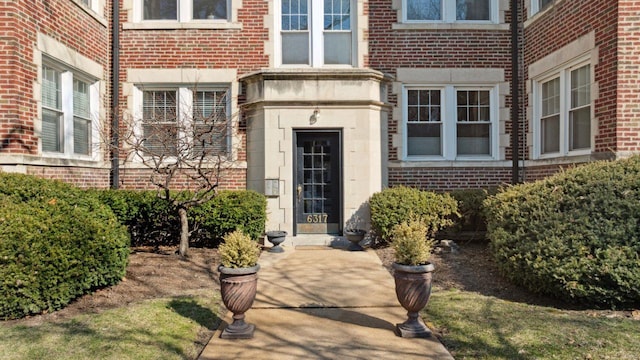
top-left (110, 0), bottom-right (120, 189)
top-left (510, 0), bottom-right (520, 184)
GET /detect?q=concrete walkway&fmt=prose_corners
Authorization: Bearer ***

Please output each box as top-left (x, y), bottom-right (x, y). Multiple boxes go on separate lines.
top-left (199, 242), bottom-right (454, 360)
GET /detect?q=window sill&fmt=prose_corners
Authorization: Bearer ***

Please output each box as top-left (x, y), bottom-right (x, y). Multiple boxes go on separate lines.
top-left (0, 154), bottom-right (105, 168)
top-left (391, 159), bottom-right (508, 168)
top-left (393, 23), bottom-right (508, 31)
top-left (123, 21), bottom-right (242, 30)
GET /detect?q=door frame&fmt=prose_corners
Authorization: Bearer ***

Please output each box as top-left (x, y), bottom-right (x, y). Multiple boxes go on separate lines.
top-left (292, 129), bottom-right (343, 236)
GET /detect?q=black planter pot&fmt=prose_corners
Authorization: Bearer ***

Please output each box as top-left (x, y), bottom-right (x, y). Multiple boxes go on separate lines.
top-left (219, 264), bottom-right (260, 339)
top-left (392, 262), bottom-right (435, 338)
top-left (344, 229), bottom-right (366, 251)
top-left (265, 230), bottom-right (287, 253)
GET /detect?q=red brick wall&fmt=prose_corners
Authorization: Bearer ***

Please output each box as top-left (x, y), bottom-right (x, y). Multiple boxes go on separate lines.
top-left (26, 165), bottom-right (111, 189)
top-left (523, 0), bottom-right (619, 154)
top-left (118, 167), bottom-right (246, 190)
top-left (0, 1), bottom-right (111, 188)
top-left (117, 0), bottom-right (266, 190)
top-left (388, 167), bottom-right (513, 191)
top-left (0, 0), bottom-right (110, 156)
top-left (368, 0), bottom-right (516, 189)
top-left (616, 1), bottom-right (640, 153)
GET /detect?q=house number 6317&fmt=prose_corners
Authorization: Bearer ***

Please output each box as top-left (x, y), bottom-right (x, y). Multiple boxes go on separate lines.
top-left (307, 214), bottom-right (328, 223)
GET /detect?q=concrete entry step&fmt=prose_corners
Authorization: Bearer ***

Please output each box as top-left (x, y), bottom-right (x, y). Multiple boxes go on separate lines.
top-left (278, 234), bottom-right (351, 249)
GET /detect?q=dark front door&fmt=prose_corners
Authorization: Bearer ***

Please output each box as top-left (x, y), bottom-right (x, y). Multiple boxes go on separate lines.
top-left (294, 131), bottom-right (341, 234)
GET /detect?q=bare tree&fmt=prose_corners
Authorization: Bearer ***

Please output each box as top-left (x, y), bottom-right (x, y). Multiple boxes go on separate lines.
top-left (119, 86), bottom-right (235, 257)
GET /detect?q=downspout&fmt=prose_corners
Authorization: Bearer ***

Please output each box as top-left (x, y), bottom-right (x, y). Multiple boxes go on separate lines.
top-left (110, 0), bottom-right (120, 189)
top-left (510, 0), bottom-right (520, 184)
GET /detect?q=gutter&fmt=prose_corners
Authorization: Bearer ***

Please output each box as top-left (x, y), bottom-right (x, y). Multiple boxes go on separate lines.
top-left (511, 0), bottom-right (520, 184)
top-left (110, 0), bottom-right (120, 188)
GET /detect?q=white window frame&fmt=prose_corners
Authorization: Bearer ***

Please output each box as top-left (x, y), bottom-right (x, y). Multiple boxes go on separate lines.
top-left (73, 0), bottom-right (104, 16)
top-left (532, 58), bottom-right (593, 159)
top-left (134, 0), bottom-right (231, 23)
top-left (275, 0), bottom-right (356, 68)
top-left (402, 84), bottom-right (499, 161)
top-left (40, 57), bottom-right (100, 160)
top-left (530, 0), bottom-right (555, 17)
top-left (132, 84), bottom-right (231, 160)
top-left (402, 0), bottom-right (497, 24)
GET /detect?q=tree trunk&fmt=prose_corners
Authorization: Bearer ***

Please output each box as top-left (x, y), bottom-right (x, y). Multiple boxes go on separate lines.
top-left (178, 207), bottom-right (189, 257)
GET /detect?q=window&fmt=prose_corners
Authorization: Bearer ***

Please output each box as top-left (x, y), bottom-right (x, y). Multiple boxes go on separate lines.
top-left (536, 64), bottom-right (591, 157)
top-left (404, 0), bottom-right (492, 22)
top-left (143, 0), bottom-right (228, 21)
top-left (404, 86), bottom-right (496, 160)
top-left (280, 0), bottom-right (353, 66)
top-left (41, 62), bottom-right (96, 157)
top-left (140, 87), bottom-right (229, 158)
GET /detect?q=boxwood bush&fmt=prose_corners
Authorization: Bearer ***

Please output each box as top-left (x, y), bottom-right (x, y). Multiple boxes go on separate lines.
top-left (0, 173), bottom-right (130, 320)
top-left (484, 157), bottom-right (640, 308)
top-left (370, 186), bottom-right (459, 244)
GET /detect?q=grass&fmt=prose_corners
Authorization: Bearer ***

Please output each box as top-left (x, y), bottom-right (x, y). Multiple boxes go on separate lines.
top-left (0, 294), bottom-right (221, 360)
top-left (427, 289), bottom-right (640, 360)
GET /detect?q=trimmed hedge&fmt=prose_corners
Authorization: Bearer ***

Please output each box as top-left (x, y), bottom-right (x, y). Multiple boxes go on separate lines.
top-left (95, 190), bottom-right (179, 247)
top-left (97, 189), bottom-right (267, 246)
top-left (191, 190), bottom-right (267, 242)
top-left (370, 186), bottom-right (459, 244)
top-left (484, 157), bottom-right (640, 308)
top-left (0, 173), bottom-right (130, 320)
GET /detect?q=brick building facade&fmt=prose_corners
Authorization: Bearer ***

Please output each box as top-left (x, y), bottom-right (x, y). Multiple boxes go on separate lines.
top-left (1, 0), bottom-right (638, 236)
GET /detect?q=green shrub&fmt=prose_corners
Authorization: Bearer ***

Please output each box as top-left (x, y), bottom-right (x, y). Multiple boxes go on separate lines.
top-left (95, 189), bottom-right (179, 247)
top-left (97, 189), bottom-right (266, 247)
top-left (0, 173), bottom-right (129, 320)
top-left (449, 188), bottom-right (494, 233)
top-left (218, 230), bottom-right (260, 268)
top-left (391, 217), bottom-right (435, 266)
top-left (484, 157), bottom-right (640, 308)
top-left (191, 190), bottom-right (267, 244)
top-left (370, 186), bottom-right (459, 244)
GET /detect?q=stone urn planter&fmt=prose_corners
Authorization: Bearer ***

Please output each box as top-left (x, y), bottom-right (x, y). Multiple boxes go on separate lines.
top-left (217, 229), bottom-right (261, 339)
top-left (344, 229), bottom-right (366, 251)
top-left (265, 230), bottom-right (287, 253)
top-left (392, 262), bottom-right (435, 338)
top-left (219, 264), bottom-right (260, 339)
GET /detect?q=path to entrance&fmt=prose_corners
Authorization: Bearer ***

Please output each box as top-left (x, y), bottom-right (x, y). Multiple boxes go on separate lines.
top-left (199, 239), bottom-right (454, 359)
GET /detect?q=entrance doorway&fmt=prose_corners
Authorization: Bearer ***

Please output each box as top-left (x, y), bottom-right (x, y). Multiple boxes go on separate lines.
top-left (294, 131), bottom-right (342, 234)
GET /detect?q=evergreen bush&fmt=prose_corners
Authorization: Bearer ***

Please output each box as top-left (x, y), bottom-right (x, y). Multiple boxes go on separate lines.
top-left (0, 173), bottom-right (129, 320)
top-left (449, 188), bottom-right (494, 233)
top-left (484, 157), bottom-right (640, 308)
top-left (391, 217), bottom-right (434, 266)
top-left (191, 190), bottom-right (267, 244)
top-left (218, 229), bottom-right (260, 268)
top-left (97, 189), bottom-right (267, 247)
top-left (370, 186), bottom-right (459, 244)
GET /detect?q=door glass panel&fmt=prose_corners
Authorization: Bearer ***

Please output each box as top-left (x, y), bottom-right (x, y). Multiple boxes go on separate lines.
top-left (296, 134), bottom-right (340, 234)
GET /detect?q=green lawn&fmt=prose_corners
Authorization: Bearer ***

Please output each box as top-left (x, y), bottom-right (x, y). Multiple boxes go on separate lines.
top-left (0, 295), bottom-right (220, 360)
top-left (427, 289), bottom-right (640, 360)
